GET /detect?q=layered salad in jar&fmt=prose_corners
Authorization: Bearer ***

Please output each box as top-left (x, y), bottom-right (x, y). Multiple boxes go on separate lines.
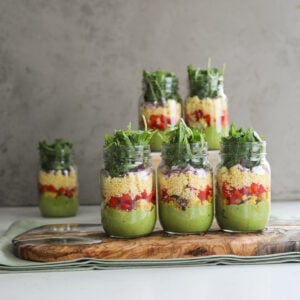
top-left (101, 123), bottom-right (156, 238)
top-left (38, 139), bottom-right (78, 217)
top-left (158, 120), bottom-right (213, 234)
top-left (215, 124), bottom-right (271, 232)
top-left (139, 70), bottom-right (182, 151)
top-left (185, 62), bottom-right (228, 150)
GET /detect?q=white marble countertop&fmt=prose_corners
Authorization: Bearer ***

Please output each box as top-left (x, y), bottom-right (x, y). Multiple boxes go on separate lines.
top-left (1, 201), bottom-right (300, 300)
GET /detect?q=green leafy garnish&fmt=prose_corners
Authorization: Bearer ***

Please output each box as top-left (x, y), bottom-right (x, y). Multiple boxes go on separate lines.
top-left (221, 123), bottom-right (265, 169)
top-left (187, 60), bottom-right (225, 98)
top-left (143, 70), bottom-right (181, 102)
top-left (162, 119), bottom-right (207, 168)
top-left (39, 139), bottom-right (73, 171)
top-left (103, 122), bottom-right (156, 177)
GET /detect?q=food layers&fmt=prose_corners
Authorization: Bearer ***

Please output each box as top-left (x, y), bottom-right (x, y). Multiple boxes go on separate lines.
top-left (101, 170), bottom-right (156, 237)
top-left (38, 168), bottom-right (78, 217)
top-left (139, 99), bottom-right (181, 131)
top-left (215, 164), bottom-right (271, 231)
top-left (158, 166), bottom-right (213, 233)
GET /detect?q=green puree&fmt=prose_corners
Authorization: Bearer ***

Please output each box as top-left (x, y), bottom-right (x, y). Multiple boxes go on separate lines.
top-left (159, 202), bottom-right (213, 234)
top-left (205, 125), bottom-right (228, 150)
top-left (216, 201), bottom-right (270, 232)
top-left (150, 130), bottom-right (164, 152)
top-left (101, 207), bottom-right (156, 238)
top-left (39, 195), bottom-right (78, 217)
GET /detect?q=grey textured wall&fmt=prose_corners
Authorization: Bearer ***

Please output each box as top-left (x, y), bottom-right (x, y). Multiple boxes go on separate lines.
top-left (0, 0), bottom-right (300, 206)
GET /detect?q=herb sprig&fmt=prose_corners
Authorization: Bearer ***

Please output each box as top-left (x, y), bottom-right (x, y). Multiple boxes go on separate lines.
top-left (103, 122), bottom-right (156, 177)
top-left (221, 123), bottom-right (265, 169)
top-left (187, 59), bottom-right (225, 99)
top-left (162, 119), bottom-right (207, 168)
top-left (143, 70), bottom-right (180, 102)
top-left (39, 139), bottom-right (73, 171)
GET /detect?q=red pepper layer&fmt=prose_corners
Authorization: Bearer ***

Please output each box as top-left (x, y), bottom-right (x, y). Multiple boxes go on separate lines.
top-left (38, 183), bottom-right (77, 198)
top-left (146, 114), bottom-right (171, 131)
top-left (221, 181), bottom-right (267, 205)
top-left (106, 189), bottom-right (155, 211)
top-left (186, 109), bottom-right (227, 127)
top-left (160, 185), bottom-right (212, 203)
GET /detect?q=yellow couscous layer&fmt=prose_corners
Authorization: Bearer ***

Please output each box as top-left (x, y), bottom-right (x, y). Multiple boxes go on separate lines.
top-left (185, 96), bottom-right (227, 127)
top-left (38, 168), bottom-right (77, 189)
top-left (158, 169), bottom-right (212, 205)
top-left (216, 165), bottom-right (270, 190)
top-left (139, 99), bottom-right (181, 124)
top-left (101, 171), bottom-right (153, 203)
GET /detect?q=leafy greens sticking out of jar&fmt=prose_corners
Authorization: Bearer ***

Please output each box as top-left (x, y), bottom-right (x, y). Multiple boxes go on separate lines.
top-left (162, 119), bottom-right (207, 169)
top-left (103, 122), bottom-right (156, 177)
top-left (187, 60), bottom-right (225, 99)
top-left (143, 70), bottom-right (181, 103)
top-left (220, 123), bottom-right (265, 169)
top-left (39, 139), bottom-right (73, 172)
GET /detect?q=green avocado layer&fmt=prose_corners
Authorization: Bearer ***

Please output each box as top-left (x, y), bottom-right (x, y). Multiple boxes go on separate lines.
top-left (159, 202), bottom-right (213, 234)
top-left (101, 207), bottom-right (156, 238)
top-left (39, 195), bottom-right (78, 217)
top-left (216, 200), bottom-right (270, 232)
top-left (205, 125), bottom-right (228, 150)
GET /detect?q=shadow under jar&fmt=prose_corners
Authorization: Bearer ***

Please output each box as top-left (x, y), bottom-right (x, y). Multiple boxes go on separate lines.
top-left (100, 145), bottom-right (156, 238)
top-left (215, 141), bottom-right (271, 232)
top-left (157, 143), bottom-right (213, 234)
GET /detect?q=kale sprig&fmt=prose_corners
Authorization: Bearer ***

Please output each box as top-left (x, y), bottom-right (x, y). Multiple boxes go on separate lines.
top-left (39, 139), bottom-right (73, 171)
top-left (162, 119), bottom-right (207, 168)
top-left (103, 122), bottom-right (156, 177)
top-left (187, 59), bottom-right (225, 99)
top-left (221, 123), bottom-right (265, 169)
top-left (143, 70), bottom-right (180, 102)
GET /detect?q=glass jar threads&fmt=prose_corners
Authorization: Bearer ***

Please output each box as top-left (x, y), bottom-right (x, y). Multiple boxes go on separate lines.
top-left (157, 121), bottom-right (213, 234)
top-left (215, 124), bottom-right (271, 232)
top-left (100, 126), bottom-right (156, 238)
top-left (185, 62), bottom-right (228, 150)
top-left (139, 70), bottom-right (182, 152)
top-left (38, 139), bottom-right (79, 217)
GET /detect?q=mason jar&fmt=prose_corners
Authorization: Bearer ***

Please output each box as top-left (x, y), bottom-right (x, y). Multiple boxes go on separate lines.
top-left (38, 140), bottom-right (79, 217)
top-left (100, 145), bottom-right (156, 238)
top-left (185, 65), bottom-right (228, 150)
top-left (215, 141), bottom-right (271, 232)
top-left (139, 71), bottom-right (182, 152)
top-left (157, 142), bottom-right (213, 234)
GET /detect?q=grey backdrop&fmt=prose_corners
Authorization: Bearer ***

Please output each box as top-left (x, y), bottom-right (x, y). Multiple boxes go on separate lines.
top-left (0, 0), bottom-right (299, 206)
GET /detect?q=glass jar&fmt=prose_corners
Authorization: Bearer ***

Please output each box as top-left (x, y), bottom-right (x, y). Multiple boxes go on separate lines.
top-left (100, 145), bottom-right (156, 238)
top-left (139, 71), bottom-right (182, 152)
top-left (215, 141), bottom-right (271, 232)
top-left (157, 142), bottom-right (213, 234)
top-left (38, 140), bottom-right (79, 217)
top-left (185, 65), bottom-right (228, 150)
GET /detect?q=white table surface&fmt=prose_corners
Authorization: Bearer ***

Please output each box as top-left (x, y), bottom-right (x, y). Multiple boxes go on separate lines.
top-left (1, 201), bottom-right (300, 300)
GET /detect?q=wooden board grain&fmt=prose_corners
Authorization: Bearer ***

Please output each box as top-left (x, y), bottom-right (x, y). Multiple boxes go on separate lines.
top-left (12, 223), bottom-right (300, 262)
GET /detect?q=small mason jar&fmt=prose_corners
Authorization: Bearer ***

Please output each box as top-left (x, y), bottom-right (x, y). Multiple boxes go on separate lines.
top-left (139, 71), bottom-right (182, 152)
top-left (185, 65), bottom-right (228, 150)
top-left (100, 145), bottom-right (156, 238)
top-left (157, 142), bottom-right (213, 234)
top-left (215, 141), bottom-right (271, 232)
top-left (38, 140), bottom-right (79, 217)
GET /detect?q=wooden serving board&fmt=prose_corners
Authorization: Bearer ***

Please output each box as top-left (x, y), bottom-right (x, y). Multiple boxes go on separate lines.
top-left (12, 222), bottom-right (300, 262)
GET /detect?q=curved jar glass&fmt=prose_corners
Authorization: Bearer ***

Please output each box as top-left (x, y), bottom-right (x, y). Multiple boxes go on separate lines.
top-left (157, 143), bottom-right (213, 234)
top-left (185, 95), bottom-right (228, 150)
top-left (100, 145), bottom-right (156, 238)
top-left (38, 148), bottom-right (79, 217)
top-left (139, 74), bottom-right (182, 152)
top-left (215, 142), bottom-right (271, 232)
